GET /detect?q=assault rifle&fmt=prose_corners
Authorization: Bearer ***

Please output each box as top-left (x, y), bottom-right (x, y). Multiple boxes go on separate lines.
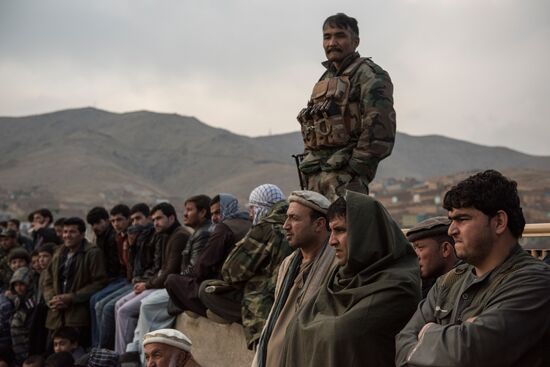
top-left (292, 153), bottom-right (306, 190)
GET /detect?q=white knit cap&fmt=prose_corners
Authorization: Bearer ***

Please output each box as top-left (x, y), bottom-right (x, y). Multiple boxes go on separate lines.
top-left (143, 328), bottom-right (192, 353)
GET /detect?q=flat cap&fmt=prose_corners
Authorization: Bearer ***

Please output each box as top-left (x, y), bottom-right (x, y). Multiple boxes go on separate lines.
top-left (406, 216), bottom-right (451, 242)
top-left (288, 190), bottom-right (331, 215)
top-left (143, 328), bottom-right (192, 353)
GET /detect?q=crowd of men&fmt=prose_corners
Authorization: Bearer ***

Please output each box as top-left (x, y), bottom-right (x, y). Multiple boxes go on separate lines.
top-left (0, 169), bottom-right (548, 367)
top-left (1, 11), bottom-right (549, 367)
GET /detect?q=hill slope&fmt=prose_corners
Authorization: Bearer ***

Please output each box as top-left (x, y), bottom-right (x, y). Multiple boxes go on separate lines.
top-left (0, 107), bottom-right (548, 215)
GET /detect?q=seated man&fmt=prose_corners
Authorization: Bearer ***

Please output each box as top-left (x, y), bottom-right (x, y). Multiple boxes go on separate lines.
top-left (406, 216), bottom-right (459, 298)
top-left (165, 194), bottom-right (250, 318)
top-left (395, 170), bottom-right (550, 367)
top-left (42, 217), bottom-right (107, 348)
top-left (123, 195), bottom-right (212, 358)
top-left (143, 329), bottom-right (199, 367)
top-left (97, 203), bottom-right (156, 349)
top-left (88, 205), bottom-right (130, 347)
top-left (253, 190), bottom-right (335, 367)
top-left (200, 184), bottom-right (291, 349)
top-left (281, 192), bottom-right (421, 367)
top-left (114, 202), bottom-right (190, 354)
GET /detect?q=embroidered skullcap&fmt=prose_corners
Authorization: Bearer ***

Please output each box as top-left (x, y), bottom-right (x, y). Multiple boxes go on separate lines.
top-left (288, 190), bottom-right (330, 215)
top-left (143, 328), bottom-right (192, 353)
top-left (248, 184), bottom-right (286, 225)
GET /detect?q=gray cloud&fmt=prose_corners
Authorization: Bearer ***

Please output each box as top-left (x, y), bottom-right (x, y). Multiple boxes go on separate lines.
top-left (1, 0), bottom-right (549, 155)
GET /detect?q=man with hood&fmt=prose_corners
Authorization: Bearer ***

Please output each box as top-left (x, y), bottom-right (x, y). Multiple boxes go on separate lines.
top-left (165, 193), bottom-right (251, 317)
top-left (42, 217), bottom-right (107, 347)
top-left (253, 190), bottom-right (336, 367)
top-left (114, 202), bottom-right (190, 354)
top-left (281, 192), bottom-right (421, 366)
top-left (199, 184), bottom-right (292, 349)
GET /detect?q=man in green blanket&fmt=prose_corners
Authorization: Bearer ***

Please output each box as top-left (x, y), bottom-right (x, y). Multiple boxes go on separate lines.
top-left (281, 191), bottom-right (421, 367)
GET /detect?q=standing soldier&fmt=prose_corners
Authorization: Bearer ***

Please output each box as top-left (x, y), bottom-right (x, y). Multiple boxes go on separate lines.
top-left (297, 13), bottom-right (396, 201)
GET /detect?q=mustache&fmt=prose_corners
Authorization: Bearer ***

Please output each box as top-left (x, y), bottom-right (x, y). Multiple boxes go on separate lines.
top-left (327, 47), bottom-right (342, 52)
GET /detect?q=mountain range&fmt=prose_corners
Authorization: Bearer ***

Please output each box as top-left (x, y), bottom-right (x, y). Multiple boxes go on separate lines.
top-left (1, 107), bottom-right (548, 216)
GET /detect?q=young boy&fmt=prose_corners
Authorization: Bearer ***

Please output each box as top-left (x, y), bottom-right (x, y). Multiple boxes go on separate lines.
top-left (37, 243), bottom-right (56, 272)
top-left (52, 327), bottom-right (86, 361)
top-left (9, 266), bottom-right (36, 365)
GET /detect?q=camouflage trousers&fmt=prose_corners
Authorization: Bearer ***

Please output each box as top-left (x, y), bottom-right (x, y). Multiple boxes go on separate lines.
top-left (305, 170), bottom-right (368, 202)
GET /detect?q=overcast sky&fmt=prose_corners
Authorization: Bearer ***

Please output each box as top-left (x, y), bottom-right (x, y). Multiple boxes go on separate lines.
top-left (1, 0), bottom-right (549, 155)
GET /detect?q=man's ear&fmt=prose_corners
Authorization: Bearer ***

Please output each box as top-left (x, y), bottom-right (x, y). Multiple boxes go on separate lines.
top-left (440, 242), bottom-right (455, 258)
top-left (353, 36), bottom-right (360, 49)
top-left (199, 208), bottom-right (207, 220)
top-left (315, 217), bottom-right (327, 233)
top-left (493, 210), bottom-right (509, 235)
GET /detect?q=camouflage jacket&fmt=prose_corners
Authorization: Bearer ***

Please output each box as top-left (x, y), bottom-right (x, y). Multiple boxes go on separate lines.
top-left (221, 201), bottom-right (292, 348)
top-left (299, 52), bottom-right (396, 184)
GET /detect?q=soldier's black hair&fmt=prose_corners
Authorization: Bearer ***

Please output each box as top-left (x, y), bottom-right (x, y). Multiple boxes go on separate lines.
top-left (323, 13), bottom-right (359, 39)
top-left (63, 217), bottom-right (86, 234)
top-left (86, 207), bottom-right (109, 225)
top-left (110, 203), bottom-right (131, 218)
top-left (185, 195), bottom-right (212, 219)
top-left (443, 170), bottom-right (525, 239)
top-left (130, 203), bottom-right (150, 217)
top-left (327, 197), bottom-right (347, 222)
top-left (151, 202), bottom-right (178, 220)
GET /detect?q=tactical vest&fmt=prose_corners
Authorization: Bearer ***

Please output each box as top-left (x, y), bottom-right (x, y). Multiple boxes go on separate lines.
top-left (297, 57), bottom-right (366, 150)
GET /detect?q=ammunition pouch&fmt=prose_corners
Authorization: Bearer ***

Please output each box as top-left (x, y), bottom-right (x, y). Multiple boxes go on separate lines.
top-left (297, 57), bottom-right (366, 151)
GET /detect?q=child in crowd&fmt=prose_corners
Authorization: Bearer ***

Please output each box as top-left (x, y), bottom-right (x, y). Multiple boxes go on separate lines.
top-left (37, 243), bottom-right (56, 273)
top-left (9, 266), bottom-right (36, 365)
top-left (30, 250), bottom-right (41, 274)
top-left (52, 327), bottom-right (86, 362)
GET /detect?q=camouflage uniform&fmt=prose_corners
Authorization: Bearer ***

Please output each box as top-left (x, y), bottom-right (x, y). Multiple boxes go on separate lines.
top-left (220, 201), bottom-right (292, 348)
top-left (298, 52), bottom-right (396, 201)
